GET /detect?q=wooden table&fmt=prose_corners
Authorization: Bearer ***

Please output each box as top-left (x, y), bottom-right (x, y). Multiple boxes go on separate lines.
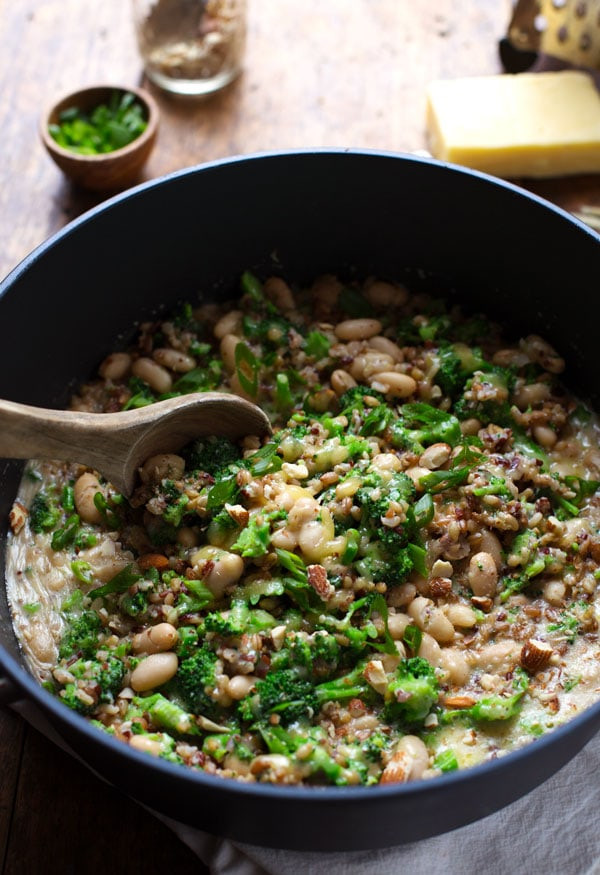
top-left (1, 1), bottom-right (599, 870)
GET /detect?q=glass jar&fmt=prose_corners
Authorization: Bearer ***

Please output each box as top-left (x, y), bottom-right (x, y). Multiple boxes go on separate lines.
top-left (132, 0), bottom-right (247, 96)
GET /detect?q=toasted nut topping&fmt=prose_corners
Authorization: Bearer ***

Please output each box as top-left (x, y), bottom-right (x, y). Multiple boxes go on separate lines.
top-left (443, 695), bottom-right (477, 709)
top-left (225, 503), bottom-right (250, 527)
top-left (307, 564), bottom-right (334, 601)
top-left (138, 553), bottom-right (170, 571)
top-left (363, 659), bottom-right (389, 696)
top-left (471, 595), bottom-right (493, 612)
top-left (520, 638), bottom-right (553, 674)
top-left (429, 577), bottom-right (452, 599)
top-left (379, 750), bottom-right (411, 784)
top-left (9, 501), bottom-right (27, 535)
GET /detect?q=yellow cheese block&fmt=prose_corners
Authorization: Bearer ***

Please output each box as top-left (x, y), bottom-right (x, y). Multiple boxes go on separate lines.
top-left (426, 71), bottom-right (600, 179)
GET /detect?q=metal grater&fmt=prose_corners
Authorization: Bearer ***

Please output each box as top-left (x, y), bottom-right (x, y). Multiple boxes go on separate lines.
top-left (508, 0), bottom-right (600, 68)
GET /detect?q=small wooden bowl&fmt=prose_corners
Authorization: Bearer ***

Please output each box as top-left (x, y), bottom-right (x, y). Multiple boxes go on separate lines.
top-left (40, 84), bottom-right (159, 192)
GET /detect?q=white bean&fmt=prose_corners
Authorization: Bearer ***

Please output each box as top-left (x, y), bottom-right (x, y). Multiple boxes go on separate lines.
top-left (98, 352), bottom-right (132, 381)
top-left (227, 675), bottom-right (258, 700)
top-left (335, 318), bottom-right (382, 341)
top-left (438, 648), bottom-right (470, 686)
top-left (132, 623), bottom-right (179, 655)
top-left (190, 546), bottom-right (244, 598)
top-left (419, 443), bottom-right (451, 470)
top-left (387, 611), bottom-right (412, 639)
top-left (214, 310), bottom-right (243, 339)
top-left (368, 336), bottom-right (404, 362)
top-left (131, 357), bottom-right (172, 394)
top-left (331, 369), bottom-right (356, 395)
top-left (264, 276), bottom-right (296, 311)
top-left (443, 604), bottom-right (477, 629)
top-left (152, 348), bottom-right (196, 373)
top-left (220, 333), bottom-right (240, 373)
top-left (130, 652), bottom-right (178, 692)
top-left (469, 641), bottom-right (520, 674)
top-left (129, 735), bottom-right (162, 756)
top-left (533, 425), bottom-right (557, 449)
top-left (369, 371), bottom-right (417, 398)
top-left (73, 472), bottom-right (104, 525)
top-left (468, 552), bottom-right (498, 597)
top-left (139, 453), bottom-right (185, 485)
top-left (365, 280), bottom-right (408, 308)
top-left (408, 597), bottom-right (455, 644)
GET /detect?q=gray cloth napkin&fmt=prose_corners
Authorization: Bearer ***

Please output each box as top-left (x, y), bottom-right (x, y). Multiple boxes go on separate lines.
top-left (11, 699), bottom-right (600, 875)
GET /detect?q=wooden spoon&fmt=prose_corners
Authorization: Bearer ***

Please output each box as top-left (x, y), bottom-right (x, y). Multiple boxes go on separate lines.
top-left (0, 393), bottom-right (271, 496)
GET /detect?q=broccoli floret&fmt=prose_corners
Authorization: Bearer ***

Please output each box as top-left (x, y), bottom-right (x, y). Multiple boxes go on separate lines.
top-left (231, 514), bottom-right (270, 558)
top-left (452, 367), bottom-right (516, 427)
top-left (356, 471), bottom-right (416, 525)
top-left (239, 669), bottom-right (317, 725)
top-left (134, 693), bottom-right (200, 736)
top-left (362, 728), bottom-right (393, 764)
top-left (354, 541), bottom-right (415, 587)
top-left (59, 654), bottom-right (125, 715)
top-left (119, 590), bottom-right (151, 618)
top-left (29, 491), bottom-right (61, 534)
top-left (314, 659), bottom-right (376, 707)
top-left (271, 631), bottom-right (341, 679)
top-left (395, 402), bottom-right (462, 448)
top-left (58, 611), bottom-right (102, 659)
top-left (204, 599), bottom-right (276, 635)
top-left (338, 386), bottom-right (385, 415)
top-left (435, 344), bottom-right (488, 398)
top-left (206, 508), bottom-right (239, 546)
top-left (312, 632), bottom-right (342, 676)
top-left (442, 668), bottom-right (529, 723)
top-left (384, 657), bottom-right (439, 724)
top-left (183, 435), bottom-right (241, 476)
top-left (258, 723), bottom-right (349, 784)
top-left (176, 645), bottom-right (220, 718)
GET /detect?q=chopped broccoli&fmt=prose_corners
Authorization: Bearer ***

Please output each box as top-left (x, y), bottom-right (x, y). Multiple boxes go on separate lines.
top-left (135, 693), bottom-right (200, 736)
top-left (231, 513), bottom-right (272, 558)
top-left (58, 610), bottom-right (102, 659)
top-left (29, 491), bottom-right (61, 534)
top-left (59, 654), bottom-right (125, 715)
top-left (356, 470), bottom-right (416, 526)
top-left (239, 669), bottom-right (317, 725)
top-left (314, 659), bottom-right (376, 706)
top-left (442, 669), bottom-right (529, 723)
top-left (271, 631), bottom-right (341, 679)
top-left (176, 645), bottom-right (221, 718)
top-left (338, 386), bottom-right (385, 416)
top-left (384, 657), bottom-right (439, 724)
top-left (390, 402), bottom-right (462, 451)
top-left (183, 435), bottom-right (241, 476)
top-left (204, 599), bottom-right (276, 635)
top-left (435, 344), bottom-right (488, 398)
top-left (258, 723), bottom-right (350, 784)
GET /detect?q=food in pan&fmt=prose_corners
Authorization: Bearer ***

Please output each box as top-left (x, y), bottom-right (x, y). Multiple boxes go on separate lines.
top-left (7, 272), bottom-right (600, 786)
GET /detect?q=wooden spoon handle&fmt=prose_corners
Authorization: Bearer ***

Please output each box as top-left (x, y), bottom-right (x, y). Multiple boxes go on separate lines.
top-left (0, 394), bottom-right (271, 495)
top-left (0, 398), bottom-right (105, 463)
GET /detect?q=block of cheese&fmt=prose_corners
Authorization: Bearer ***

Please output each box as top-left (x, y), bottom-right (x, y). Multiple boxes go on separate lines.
top-left (426, 71), bottom-right (600, 179)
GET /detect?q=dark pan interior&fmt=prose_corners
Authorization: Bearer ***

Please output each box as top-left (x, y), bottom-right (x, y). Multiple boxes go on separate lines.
top-left (1, 151), bottom-right (600, 851)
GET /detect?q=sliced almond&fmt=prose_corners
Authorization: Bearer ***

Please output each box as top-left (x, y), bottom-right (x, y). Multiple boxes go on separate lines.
top-left (307, 564), bottom-right (334, 601)
top-left (520, 638), bottom-right (553, 674)
top-left (443, 695), bottom-right (477, 709)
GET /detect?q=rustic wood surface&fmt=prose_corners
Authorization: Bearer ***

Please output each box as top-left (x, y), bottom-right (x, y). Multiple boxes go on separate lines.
top-left (1, 0), bottom-right (599, 871)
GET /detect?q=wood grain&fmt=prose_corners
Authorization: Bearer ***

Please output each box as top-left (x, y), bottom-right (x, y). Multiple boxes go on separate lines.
top-left (2, 726), bottom-right (204, 875)
top-left (1, 0), bottom-right (599, 871)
